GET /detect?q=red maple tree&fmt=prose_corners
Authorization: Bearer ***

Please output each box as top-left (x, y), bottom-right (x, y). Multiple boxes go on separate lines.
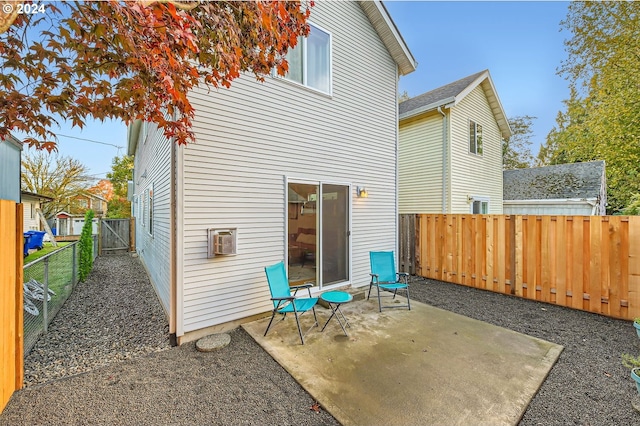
top-left (0, 1), bottom-right (312, 150)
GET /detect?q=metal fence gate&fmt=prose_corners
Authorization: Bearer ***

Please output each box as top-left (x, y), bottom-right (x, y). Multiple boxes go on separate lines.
top-left (100, 218), bottom-right (134, 255)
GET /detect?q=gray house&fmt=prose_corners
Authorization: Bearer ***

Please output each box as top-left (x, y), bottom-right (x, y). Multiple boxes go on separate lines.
top-left (503, 161), bottom-right (607, 215)
top-left (127, 1), bottom-right (416, 345)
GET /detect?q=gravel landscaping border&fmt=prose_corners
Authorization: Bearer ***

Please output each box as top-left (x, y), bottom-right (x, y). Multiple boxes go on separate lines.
top-left (3, 254), bottom-right (640, 425)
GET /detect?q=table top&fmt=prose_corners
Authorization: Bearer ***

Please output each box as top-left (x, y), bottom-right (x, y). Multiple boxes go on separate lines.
top-left (320, 291), bottom-right (353, 304)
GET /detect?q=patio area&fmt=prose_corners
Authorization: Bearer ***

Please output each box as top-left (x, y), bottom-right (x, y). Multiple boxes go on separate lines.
top-left (243, 292), bottom-right (563, 425)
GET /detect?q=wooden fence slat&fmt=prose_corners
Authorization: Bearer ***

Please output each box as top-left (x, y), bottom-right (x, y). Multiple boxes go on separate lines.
top-left (1, 201), bottom-right (23, 412)
top-left (406, 214), bottom-right (640, 321)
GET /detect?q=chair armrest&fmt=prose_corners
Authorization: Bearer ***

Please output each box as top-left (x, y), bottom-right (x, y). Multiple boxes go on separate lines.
top-left (291, 282), bottom-right (314, 297)
top-left (290, 283), bottom-right (312, 290)
top-left (271, 296), bottom-right (294, 302)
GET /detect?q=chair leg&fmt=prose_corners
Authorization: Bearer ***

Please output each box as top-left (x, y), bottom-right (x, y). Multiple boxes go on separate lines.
top-left (367, 281), bottom-right (374, 300)
top-left (293, 314), bottom-right (305, 345)
top-left (264, 311), bottom-right (278, 337)
top-left (376, 284), bottom-right (382, 312)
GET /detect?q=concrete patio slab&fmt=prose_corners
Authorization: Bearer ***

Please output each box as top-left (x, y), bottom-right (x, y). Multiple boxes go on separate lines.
top-left (243, 297), bottom-right (563, 426)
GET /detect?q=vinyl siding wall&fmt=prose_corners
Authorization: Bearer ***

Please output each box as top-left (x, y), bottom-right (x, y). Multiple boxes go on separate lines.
top-left (398, 111), bottom-right (444, 213)
top-left (449, 85), bottom-right (504, 213)
top-left (21, 197), bottom-right (39, 231)
top-left (176, 1), bottom-right (399, 335)
top-left (132, 122), bottom-right (173, 314)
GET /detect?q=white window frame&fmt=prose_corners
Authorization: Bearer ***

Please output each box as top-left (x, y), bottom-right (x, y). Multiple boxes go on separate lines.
top-left (469, 195), bottom-right (490, 214)
top-left (469, 120), bottom-right (483, 156)
top-left (279, 22), bottom-right (332, 95)
top-left (148, 184), bottom-right (153, 236)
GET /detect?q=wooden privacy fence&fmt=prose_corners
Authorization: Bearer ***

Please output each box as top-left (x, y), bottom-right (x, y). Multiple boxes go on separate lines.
top-left (401, 214), bottom-right (640, 321)
top-left (0, 200), bottom-right (23, 412)
top-left (99, 218), bottom-right (135, 255)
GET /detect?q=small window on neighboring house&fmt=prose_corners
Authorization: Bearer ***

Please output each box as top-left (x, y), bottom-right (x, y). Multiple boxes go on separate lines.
top-left (280, 23), bottom-right (332, 94)
top-left (30, 203), bottom-right (35, 219)
top-left (470, 196), bottom-right (489, 214)
top-left (469, 120), bottom-right (483, 155)
top-left (78, 198), bottom-right (88, 209)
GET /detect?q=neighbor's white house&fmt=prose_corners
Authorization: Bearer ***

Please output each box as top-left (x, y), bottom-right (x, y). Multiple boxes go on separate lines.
top-left (21, 191), bottom-right (53, 232)
top-left (127, 1), bottom-right (416, 344)
top-left (398, 70), bottom-right (511, 214)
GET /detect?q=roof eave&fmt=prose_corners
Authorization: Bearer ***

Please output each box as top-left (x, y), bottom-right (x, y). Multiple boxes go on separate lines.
top-left (127, 120), bottom-right (142, 156)
top-left (399, 97), bottom-right (455, 121)
top-left (359, 0), bottom-right (417, 76)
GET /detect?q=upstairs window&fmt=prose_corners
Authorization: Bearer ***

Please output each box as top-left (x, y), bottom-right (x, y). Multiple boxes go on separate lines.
top-left (282, 23), bottom-right (331, 94)
top-left (469, 120), bottom-right (483, 155)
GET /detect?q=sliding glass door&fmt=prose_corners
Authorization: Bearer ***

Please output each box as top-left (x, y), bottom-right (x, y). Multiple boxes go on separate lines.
top-left (287, 181), bottom-right (350, 289)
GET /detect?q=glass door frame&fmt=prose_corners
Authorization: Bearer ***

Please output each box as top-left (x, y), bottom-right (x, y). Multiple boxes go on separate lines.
top-left (285, 176), bottom-right (352, 291)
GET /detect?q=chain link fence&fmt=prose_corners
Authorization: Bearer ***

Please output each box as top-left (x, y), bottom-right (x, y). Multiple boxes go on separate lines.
top-left (22, 236), bottom-right (98, 355)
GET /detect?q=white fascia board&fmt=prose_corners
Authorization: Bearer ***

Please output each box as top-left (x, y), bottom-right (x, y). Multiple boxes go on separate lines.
top-left (127, 120), bottom-right (142, 156)
top-left (399, 97), bottom-right (455, 121)
top-left (504, 198), bottom-right (598, 206)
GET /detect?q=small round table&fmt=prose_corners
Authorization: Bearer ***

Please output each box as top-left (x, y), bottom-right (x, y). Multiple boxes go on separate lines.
top-left (320, 291), bottom-right (353, 336)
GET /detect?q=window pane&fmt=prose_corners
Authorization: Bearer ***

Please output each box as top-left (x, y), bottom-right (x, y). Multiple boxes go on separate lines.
top-left (284, 38), bottom-right (303, 84)
top-left (469, 121), bottom-right (476, 154)
top-left (477, 124), bottom-right (483, 155)
top-left (472, 200), bottom-right (481, 214)
top-left (307, 26), bottom-right (330, 93)
top-left (481, 201), bottom-right (488, 214)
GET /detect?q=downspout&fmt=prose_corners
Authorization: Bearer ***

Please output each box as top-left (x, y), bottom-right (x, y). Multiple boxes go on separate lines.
top-left (437, 106), bottom-right (447, 213)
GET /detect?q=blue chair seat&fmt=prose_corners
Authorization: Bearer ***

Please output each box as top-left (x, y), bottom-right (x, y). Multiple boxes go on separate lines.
top-left (277, 298), bottom-right (319, 313)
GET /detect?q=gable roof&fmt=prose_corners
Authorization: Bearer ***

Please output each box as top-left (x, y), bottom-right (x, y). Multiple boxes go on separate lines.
top-left (503, 161), bottom-right (606, 201)
top-left (399, 69), bottom-right (511, 138)
top-left (359, 1), bottom-right (417, 76)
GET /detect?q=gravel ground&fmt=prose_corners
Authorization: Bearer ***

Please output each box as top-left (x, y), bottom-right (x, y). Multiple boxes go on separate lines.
top-left (2, 254), bottom-right (640, 425)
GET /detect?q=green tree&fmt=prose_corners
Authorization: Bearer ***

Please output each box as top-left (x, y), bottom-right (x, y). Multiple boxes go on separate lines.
top-left (78, 209), bottom-right (95, 282)
top-left (0, 1), bottom-right (312, 150)
top-left (503, 115), bottom-right (536, 169)
top-left (543, 1), bottom-right (640, 213)
top-left (21, 151), bottom-right (92, 218)
top-left (106, 156), bottom-right (134, 218)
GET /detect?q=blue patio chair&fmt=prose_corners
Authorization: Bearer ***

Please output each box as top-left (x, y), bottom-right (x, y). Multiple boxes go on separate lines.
top-left (368, 251), bottom-right (411, 312)
top-left (264, 261), bottom-right (319, 344)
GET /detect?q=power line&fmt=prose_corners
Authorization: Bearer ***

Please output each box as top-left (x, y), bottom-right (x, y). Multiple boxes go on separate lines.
top-left (57, 133), bottom-right (123, 150)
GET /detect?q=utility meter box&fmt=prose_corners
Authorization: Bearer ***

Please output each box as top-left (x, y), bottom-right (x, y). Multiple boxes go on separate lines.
top-left (207, 228), bottom-right (237, 258)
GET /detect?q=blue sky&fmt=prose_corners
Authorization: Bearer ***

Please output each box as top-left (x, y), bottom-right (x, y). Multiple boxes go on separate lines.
top-left (387, 0), bottom-right (571, 150)
top-left (27, 1), bottom-right (571, 181)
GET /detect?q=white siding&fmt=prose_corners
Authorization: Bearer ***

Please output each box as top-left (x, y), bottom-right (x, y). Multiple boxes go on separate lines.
top-left (21, 197), bottom-right (39, 231)
top-left (399, 112), bottom-right (444, 213)
top-left (133, 122), bottom-right (173, 314)
top-left (175, 1), bottom-right (399, 335)
top-left (449, 85), bottom-right (504, 213)
top-left (504, 201), bottom-right (596, 216)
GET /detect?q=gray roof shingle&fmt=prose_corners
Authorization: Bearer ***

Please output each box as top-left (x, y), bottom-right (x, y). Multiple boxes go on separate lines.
top-left (399, 70), bottom-right (487, 116)
top-left (503, 161), bottom-right (605, 200)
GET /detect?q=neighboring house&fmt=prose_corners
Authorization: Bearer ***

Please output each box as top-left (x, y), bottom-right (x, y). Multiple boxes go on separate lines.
top-left (53, 192), bottom-right (107, 236)
top-left (398, 70), bottom-right (511, 214)
top-left (0, 134), bottom-right (22, 202)
top-left (21, 191), bottom-right (53, 232)
top-left (128, 1), bottom-right (416, 344)
top-left (503, 161), bottom-right (607, 215)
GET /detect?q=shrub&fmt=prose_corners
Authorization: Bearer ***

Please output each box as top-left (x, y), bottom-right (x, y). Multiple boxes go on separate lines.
top-left (78, 210), bottom-right (95, 282)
